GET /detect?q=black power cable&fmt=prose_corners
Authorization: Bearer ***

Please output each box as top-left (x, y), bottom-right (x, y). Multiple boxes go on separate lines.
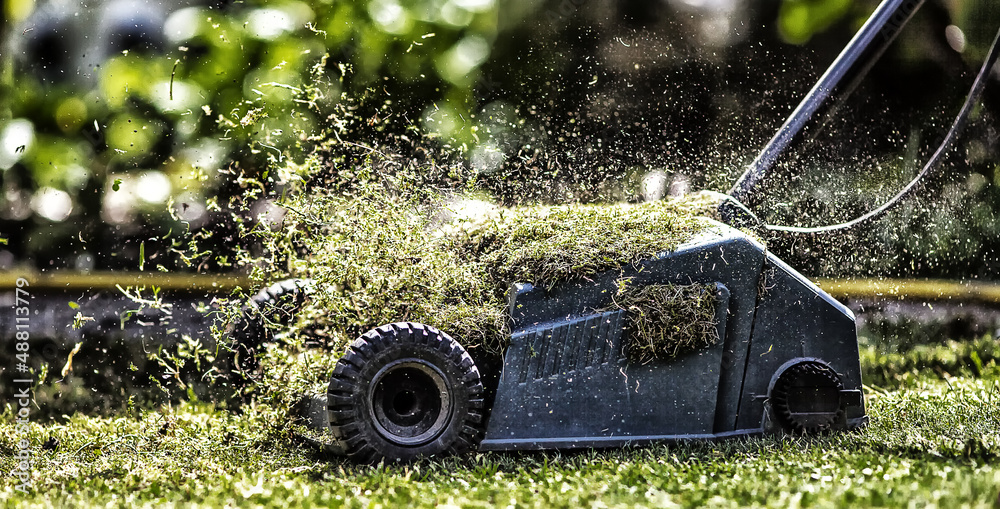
top-left (765, 24), bottom-right (1000, 234)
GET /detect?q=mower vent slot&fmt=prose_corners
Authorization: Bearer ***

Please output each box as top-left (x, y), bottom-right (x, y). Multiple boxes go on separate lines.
top-left (511, 310), bottom-right (624, 383)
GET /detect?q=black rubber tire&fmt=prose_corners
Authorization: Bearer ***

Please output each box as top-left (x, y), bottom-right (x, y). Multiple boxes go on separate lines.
top-left (226, 278), bottom-right (313, 377)
top-left (327, 322), bottom-right (485, 463)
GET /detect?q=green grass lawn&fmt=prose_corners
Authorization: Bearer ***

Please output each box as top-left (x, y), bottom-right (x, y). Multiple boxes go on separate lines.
top-left (3, 336), bottom-right (999, 508)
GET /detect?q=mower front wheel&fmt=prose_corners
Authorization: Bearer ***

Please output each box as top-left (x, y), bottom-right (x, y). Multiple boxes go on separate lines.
top-left (327, 322), bottom-right (485, 462)
top-left (768, 358), bottom-right (846, 434)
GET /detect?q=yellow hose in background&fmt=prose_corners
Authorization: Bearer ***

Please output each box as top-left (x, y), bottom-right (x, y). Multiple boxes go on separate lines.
top-left (0, 271), bottom-right (253, 293)
top-left (815, 278), bottom-right (1000, 304)
top-left (4, 271), bottom-right (1000, 304)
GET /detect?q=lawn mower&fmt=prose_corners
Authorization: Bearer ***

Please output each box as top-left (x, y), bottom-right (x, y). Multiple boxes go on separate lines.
top-left (235, 0), bottom-right (1000, 462)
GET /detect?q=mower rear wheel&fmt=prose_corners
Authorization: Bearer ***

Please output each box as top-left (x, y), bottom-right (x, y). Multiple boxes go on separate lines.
top-left (328, 322), bottom-right (484, 462)
top-left (226, 278), bottom-right (313, 376)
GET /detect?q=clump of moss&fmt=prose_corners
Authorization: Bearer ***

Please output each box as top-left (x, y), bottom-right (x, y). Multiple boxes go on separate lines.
top-left (603, 280), bottom-right (720, 364)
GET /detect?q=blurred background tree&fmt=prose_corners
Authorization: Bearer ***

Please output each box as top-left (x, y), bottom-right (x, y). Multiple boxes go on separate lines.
top-left (2, 0), bottom-right (999, 279)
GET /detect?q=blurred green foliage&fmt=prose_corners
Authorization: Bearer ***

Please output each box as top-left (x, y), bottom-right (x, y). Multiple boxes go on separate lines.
top-left (1, 0), bottom-right (499, 269)
top-left (3, 0), bottom-right (1000, 280)
top-left (778, 0), bottom-right (853, 44)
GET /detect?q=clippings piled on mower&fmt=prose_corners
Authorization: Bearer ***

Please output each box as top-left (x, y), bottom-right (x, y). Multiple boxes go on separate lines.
top-left (448, 191), bottom-right (723, 290)
top-left (281, 186), bottom-right (723, 357)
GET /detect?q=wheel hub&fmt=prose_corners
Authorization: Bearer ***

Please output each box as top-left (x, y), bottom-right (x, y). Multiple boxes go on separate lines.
top-left (770, 360), bottom-right (845, 434)
top-left (368, 359), bottom-right (453, 446)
